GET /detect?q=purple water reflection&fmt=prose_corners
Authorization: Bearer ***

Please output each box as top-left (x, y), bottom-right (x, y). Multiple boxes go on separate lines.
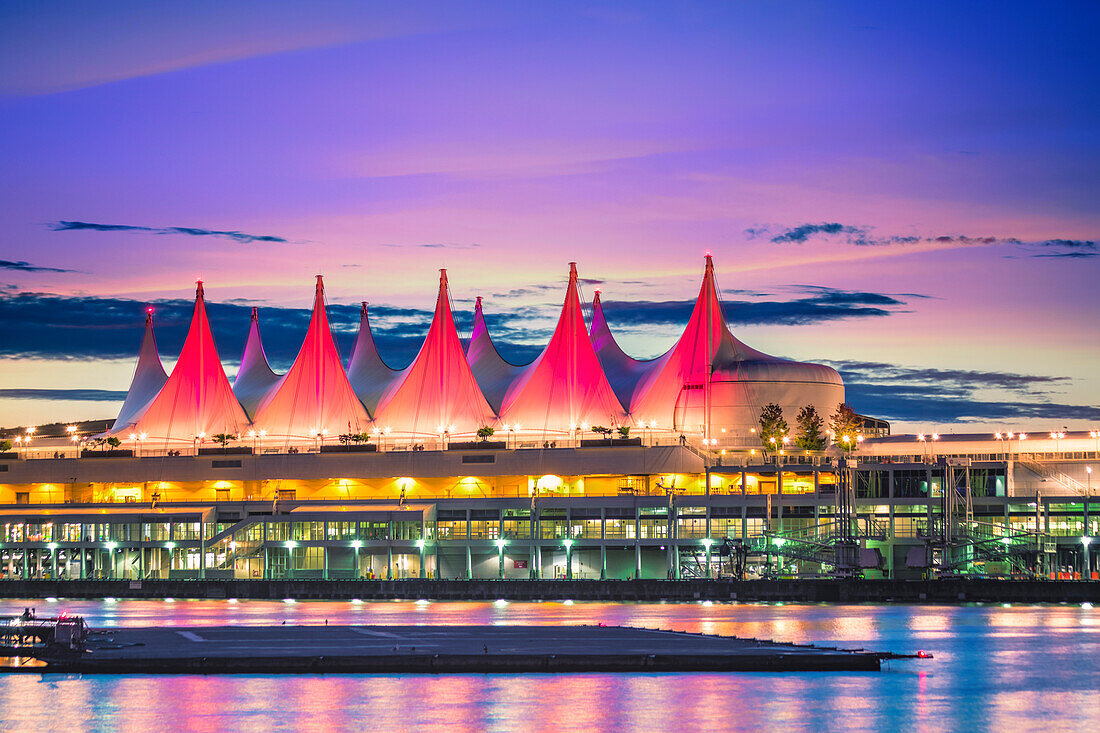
top-left (0, 600), bottom-right (1096, 732)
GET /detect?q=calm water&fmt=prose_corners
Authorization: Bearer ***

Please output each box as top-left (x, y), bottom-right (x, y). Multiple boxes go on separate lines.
top-left (0, 598), bottom-right (1097, 732)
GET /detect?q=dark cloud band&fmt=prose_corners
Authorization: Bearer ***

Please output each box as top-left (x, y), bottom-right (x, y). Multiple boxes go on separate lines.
top-left (0, 388), bottom-right (128, 402)
top-left (746, 222), bottom-right (1097, 257)
top-left (827, 360), bottom-right (1096, 424)
top-left (51, 221), bottom-right (288, 244)
top-left (0, 260), bottom-right (75, 273)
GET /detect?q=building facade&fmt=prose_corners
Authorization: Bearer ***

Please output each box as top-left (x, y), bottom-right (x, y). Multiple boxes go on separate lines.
top-left (1, 431), bottom-right (1096, 583)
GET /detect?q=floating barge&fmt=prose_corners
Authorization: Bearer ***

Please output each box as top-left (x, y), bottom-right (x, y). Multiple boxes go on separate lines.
top-left (1, 617), bottom-right (925, 673)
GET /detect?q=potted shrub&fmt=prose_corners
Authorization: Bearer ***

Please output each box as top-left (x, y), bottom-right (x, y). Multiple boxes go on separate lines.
top-left (322, 432), bottom-right (376, 453)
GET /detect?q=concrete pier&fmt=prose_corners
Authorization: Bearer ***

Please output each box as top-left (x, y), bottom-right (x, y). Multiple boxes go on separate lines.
top-left (6, 624), bottom-right (896, 673)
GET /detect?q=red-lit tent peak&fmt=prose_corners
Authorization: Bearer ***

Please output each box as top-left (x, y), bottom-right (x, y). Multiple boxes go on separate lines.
top-left (254, 276), bottom-right (369, 438)
top-left (116, 281), bottom-right (249, 441)
top-left (631, 255), bottom-right (783, 423)
top-left (374, 270), bottom-right (495, 435)
top-left (500, 263), bottom-right (625, 430)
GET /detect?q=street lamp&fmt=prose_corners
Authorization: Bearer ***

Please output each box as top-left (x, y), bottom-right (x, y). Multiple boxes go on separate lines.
top-left (702, 538), bottom-right (713, 579)
top-left (495, 538), bottom-right (506, 579)
top-left (563, 538), bottom-right (574, 580)
top-left (1082, 537), bottom-right (1092, 580)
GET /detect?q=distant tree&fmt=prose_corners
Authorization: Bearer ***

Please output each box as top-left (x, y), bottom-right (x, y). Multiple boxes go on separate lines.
top-left (616, 425), bottom-right (631, 440)
top-left (591, 425), bottom-right (613, 439)
top-left (757, 403), bottom-right (788, 451)
top-left (829, 402), bottom-right (863, 451)
top-left (476, 426), bottom-right (496, 442)
top-left (794, 405), bottom-right (827, 451)
top-left (0, 439), bottom-right (11, 452)
top-left (106, 436), bottom-right (122, 449)
top-left (351, 432), bottom-right (371, 444)
top-left (212, 433), bottom-right (237, 448)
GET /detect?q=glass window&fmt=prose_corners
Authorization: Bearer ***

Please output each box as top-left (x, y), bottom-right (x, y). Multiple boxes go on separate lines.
top-left (501, 520), bottom-right (530, 539)
top-left (677, 517), bottom-right (706, 538)
top-left (710, 517), bottom-right (740, 539)
top-left (639, 519), bottom-right (668, 539)
top-left (894, 469), bottom-right (929, 498)
top-left (540, 520), bottom-right (568, 540)
top-left (433, 520), bottom-right (466, 540)
top-left (604, 518), bottom-right (635, 540)
top-left (469, 521), bottom-right (499, 539)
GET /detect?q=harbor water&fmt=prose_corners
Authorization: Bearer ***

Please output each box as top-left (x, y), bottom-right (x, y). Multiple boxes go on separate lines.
top-left (0, 599), bottom-right (1097, 732)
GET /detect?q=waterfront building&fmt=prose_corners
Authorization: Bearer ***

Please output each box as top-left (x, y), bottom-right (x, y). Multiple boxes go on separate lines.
top-left (0, 432), bottom-right (1095, 582)
top-left (1, 256), bottom-right (1094, 583)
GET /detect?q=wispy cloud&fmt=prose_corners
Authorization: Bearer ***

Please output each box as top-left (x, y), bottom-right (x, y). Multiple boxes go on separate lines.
top-left (381, 242), bottom-right (481, 249)
top-left (746, 223), bottom-right (1097, 257)
top-left (490, 285), bottom-right (557, 299)
top-left (749, 222), bottom-right (871, 244)
top-left (0, 259), bottom-right (75, 273)
top-left (0, 388), bottom-right (127, 402)
top-left (51, 221), bottom-right (288, 244)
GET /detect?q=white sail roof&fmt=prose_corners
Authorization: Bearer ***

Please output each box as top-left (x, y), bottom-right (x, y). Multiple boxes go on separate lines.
top-left (465, 296), bottom-right (527, 413)
top-left (111, 309), bottom-right (168, 432)
top-left (232, 307), bottom-right (281, 419)
top-left (346, 302), bottom-right (400, 415)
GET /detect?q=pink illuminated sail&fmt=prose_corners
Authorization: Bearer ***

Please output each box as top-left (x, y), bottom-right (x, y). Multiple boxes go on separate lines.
top-left (119, 282), bottom-right (249, 442)
top-left (232, 307), bottom-right (281, 419)
top-left (347, 302), bottom-right (400, 414)
top-left (374, 270), bottom-right (496, 435)
top-left (500, 263), bottom-right (625, 432)
top-left (630, 254), bottom-right (737, 426)
top-left (465, 296), bottom-right (526, 413)
top-left (630, 255), bottom-right (844, 432)
top-left (253, 276), bottom-right (370, 439)
top-left (111, 309), bottom-right (168, 431)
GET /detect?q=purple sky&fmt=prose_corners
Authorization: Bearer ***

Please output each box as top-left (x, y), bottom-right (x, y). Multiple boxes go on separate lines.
top-left (1, 1), bottom-right (1098, 432)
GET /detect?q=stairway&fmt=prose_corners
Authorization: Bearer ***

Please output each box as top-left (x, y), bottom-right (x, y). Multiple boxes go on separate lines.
top-left (1018, 458), bottom-right (1087, 494)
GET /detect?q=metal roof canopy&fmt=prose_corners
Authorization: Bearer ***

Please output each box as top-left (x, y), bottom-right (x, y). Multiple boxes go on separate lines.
top-left (0, 505), bottom-right (215, 523)
top-left (287, 503), bottom-right (436, 522)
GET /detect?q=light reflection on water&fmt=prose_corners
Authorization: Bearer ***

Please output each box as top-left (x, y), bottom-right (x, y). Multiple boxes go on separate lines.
top-left (0, 599), bottom-right (1097, 732)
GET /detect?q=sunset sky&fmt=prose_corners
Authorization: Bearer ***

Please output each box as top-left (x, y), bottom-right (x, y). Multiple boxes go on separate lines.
top-left (1, 1), bottom-right (1098, 432)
